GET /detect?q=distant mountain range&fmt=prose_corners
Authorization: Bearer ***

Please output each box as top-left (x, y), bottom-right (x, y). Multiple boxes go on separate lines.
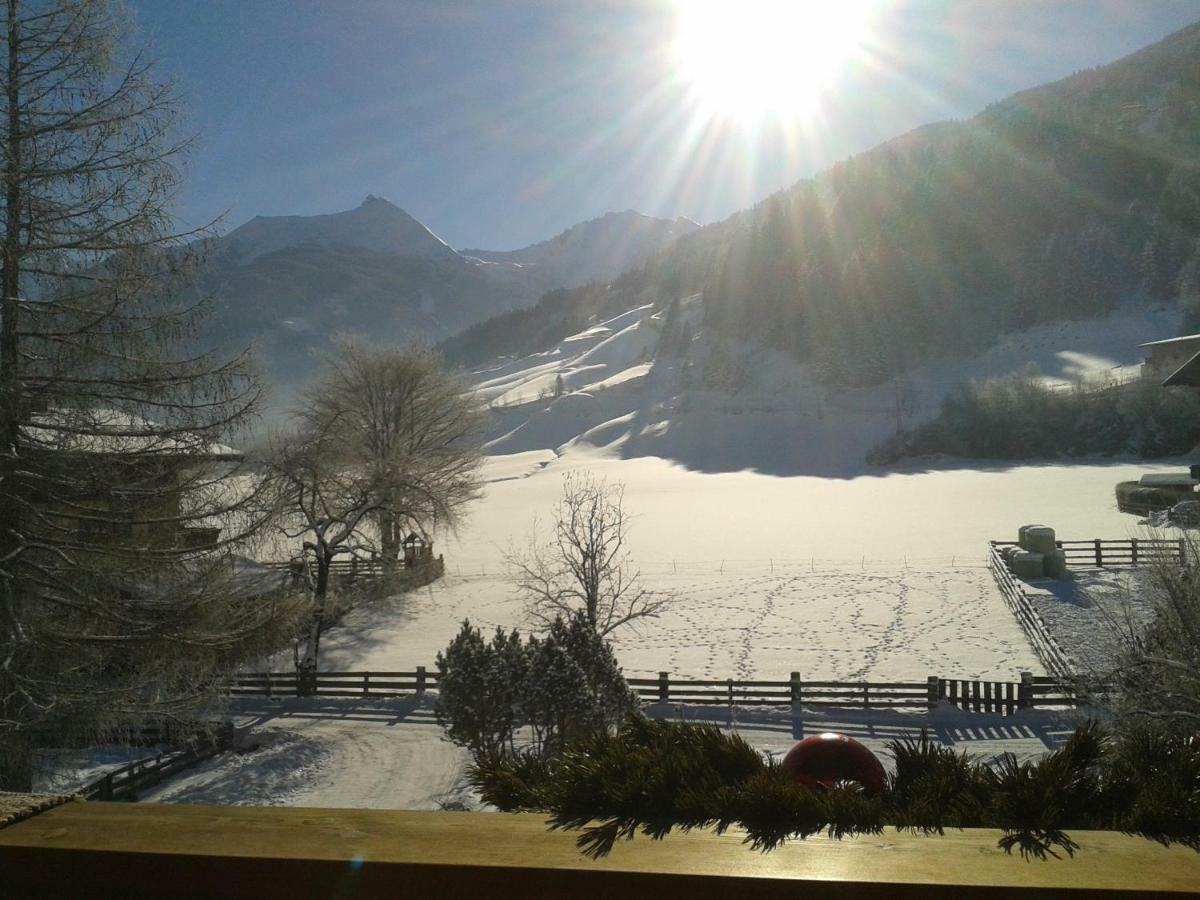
top-left (463, 210), bottom-right (697, 290)
top-left (195, 197), bottom-right (698, 400)
top-left (201, 18), bottom-right (1200, 420)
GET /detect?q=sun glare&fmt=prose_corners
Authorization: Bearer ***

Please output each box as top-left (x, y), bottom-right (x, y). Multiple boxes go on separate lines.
top-left (672, 0), bottom-right (873, 122)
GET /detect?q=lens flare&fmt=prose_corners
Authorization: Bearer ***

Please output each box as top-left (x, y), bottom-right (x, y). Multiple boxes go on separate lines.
top-left (672, 0), bottom-right (875, 123)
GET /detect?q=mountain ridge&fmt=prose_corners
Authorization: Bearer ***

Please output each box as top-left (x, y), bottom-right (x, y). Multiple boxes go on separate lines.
top-left (440, 18), bottom-right (1200, 376)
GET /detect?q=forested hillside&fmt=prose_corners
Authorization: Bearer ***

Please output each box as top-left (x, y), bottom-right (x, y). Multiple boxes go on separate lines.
top-left (444, 22), bottom-right (1200, 381)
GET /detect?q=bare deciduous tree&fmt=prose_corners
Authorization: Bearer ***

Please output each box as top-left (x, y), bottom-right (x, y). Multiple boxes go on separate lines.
top-left (296, 339), bottom-right (485, 570)
top-left (0, 0), bottom-right (302, 790)
top-left (262, 341), bottom-right (484, 679)
top-left (508, 471), bottom-right (668, 636)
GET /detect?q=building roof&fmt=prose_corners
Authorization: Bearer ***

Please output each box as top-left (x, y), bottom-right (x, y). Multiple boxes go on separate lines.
top-left (1162, 349), bottom-right (1200, 387)
top-left (20, 408), bottom-right (242, 460)
top-left (1139, 333), bottom-right (1200, 349)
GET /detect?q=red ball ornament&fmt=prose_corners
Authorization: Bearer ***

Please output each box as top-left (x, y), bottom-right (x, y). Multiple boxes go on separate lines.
top-left (781, 732), bottom-right (887, 795)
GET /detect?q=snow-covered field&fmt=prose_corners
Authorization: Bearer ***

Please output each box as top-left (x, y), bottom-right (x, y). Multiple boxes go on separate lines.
top-left (1025, 568), bottom-right (1157, 675)
top-left (306, 450), bottom-right (1180, 683)
top-left (320, 567), bottom-right (1038, 682)
top-left (58, 302), bottom-right (1188, 810)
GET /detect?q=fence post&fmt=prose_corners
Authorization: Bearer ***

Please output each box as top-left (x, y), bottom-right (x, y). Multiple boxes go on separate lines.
top-left (415, 666), bottom-right (427, 698)
top-left (790, 671), bottom-right (802, 715)
top-left (863, 683), bottom-right (870, 709)
top-left (1131, 537), bottom-right (1139, 565)
top-left (362, 672), bottom-right (370, 698)
top-left (658, 671), bottom-right (670, 704)
top-left (926, 676), bottom-right (939, 710)
top-left (1180, 539), bottom-right (1187, 566)
top-left (1095, 538), bottom-right (1103, 567)
top-left (1018, 672), bottom-right (1033, 710)
top-left (727, 678), bottom-right (734, 707)
top-left (265, 672), bottom-right (272, 699)
top-left (101, 772), bottom-right (114, 801)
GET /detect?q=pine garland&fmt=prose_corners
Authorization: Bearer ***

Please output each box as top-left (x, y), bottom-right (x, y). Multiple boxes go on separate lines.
top-left (469, 717), bottom-right (1200, 858)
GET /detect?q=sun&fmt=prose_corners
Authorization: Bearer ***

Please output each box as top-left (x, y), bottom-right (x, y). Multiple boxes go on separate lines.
top-left (671, 0), bottom-right (873, 122)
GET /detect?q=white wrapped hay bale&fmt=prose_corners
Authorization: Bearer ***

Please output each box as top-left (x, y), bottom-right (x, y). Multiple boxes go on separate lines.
top-left (1010, 550), bottom-right (1045, 580)
top-left (1024, 525), bottom-right (1057, 556)
top-left (1043, 548), bottom-right (1068, 579)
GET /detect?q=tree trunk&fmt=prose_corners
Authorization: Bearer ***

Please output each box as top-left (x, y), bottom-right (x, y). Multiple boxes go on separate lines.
top-left (0, 726), bottom-right (33, 793)
top-left (0, 3), bottom-right (26, 791)
top-left (379, 513), bottom-right (401, 572)
top-left (298, 550), bottom-right (332, 694)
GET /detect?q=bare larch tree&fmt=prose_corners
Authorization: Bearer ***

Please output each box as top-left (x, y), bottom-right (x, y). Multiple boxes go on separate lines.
top-left (509, 471), bottom-right (668, 636)
top-left (0, 0), bottom-right (302, 791)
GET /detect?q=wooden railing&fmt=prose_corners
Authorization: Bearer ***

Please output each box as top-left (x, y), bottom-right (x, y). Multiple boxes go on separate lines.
top-left (78, 725), bottom-right (234, 802)
top-left (3, 804), bottom-right (1198, 898)
top-left (233, 669), bottom-right (1076, 716)
top-left (987, 543), bottom-right (1076, 678)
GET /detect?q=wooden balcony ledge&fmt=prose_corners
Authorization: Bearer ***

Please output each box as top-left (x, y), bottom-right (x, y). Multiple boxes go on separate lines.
top-left (1, 801), bottom-right (1199, 898)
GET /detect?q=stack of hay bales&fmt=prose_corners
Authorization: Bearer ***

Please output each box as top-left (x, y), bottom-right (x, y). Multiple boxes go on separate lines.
top-left (1006, 524), bottom-right (1068, 580)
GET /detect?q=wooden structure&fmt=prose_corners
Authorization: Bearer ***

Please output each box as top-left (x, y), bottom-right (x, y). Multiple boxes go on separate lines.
top-left (401, 532), bottom-right (434, 568)
top-left (2, 803), bottom-right (1198, 898)
top-left (1140, 332), bottom-right (1200, 384)
top-left (21, 409), bottom-right (243, 551)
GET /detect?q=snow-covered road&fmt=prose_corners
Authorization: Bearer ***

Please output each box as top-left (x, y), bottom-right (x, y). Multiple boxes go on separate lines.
top-left (130, 697), bottom-right (1084, 811)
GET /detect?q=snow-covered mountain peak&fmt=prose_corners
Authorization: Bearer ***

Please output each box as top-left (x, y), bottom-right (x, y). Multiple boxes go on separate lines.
top-left (221, 196), bottom-right (458, 266)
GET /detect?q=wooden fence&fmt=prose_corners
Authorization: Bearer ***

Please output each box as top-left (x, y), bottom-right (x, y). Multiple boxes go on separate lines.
top-left (232, 669), bottom-right (436, 699)
top-left (232, 670), bottom-right (1076, 717)
top-left (79, 725), bottom-right (234, 802)
top-left (988, 535), bottom-right (1191, 677)
top-left (262, 556), bottom-right (446, 589)
top-left (993, 537), bottom-right (1186, 568)
top-left (987, 543), bottom-right (1076, 678)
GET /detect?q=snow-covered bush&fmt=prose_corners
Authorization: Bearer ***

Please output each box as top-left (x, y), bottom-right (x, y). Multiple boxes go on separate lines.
top-left (1107, 544), bottom-right (1200, 734)
top-left (435, 615), bottom-right (638, 757)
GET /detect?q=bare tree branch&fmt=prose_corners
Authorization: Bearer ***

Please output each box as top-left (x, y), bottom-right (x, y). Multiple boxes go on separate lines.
top-left (508, 471), bottom-right (670, 637)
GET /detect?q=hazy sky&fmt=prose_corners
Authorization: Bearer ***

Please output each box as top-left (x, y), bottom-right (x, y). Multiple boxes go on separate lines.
top-left (131, 1), bottom-right (1200, 250)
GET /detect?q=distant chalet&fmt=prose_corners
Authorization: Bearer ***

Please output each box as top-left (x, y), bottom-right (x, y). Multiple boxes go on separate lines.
top-left (1140, 333), bottom-right (1200, 387)
top-left (20, 409), bottom-right (242, 551)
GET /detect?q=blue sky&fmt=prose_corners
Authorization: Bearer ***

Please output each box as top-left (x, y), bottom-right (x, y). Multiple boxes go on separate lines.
top-left (131, 0), bottom-right (1200, 251)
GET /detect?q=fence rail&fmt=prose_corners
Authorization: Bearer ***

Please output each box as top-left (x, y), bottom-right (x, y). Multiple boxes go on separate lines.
top-left (987, 543), bottom-right (1076, 678)
top-left (992, 538), bottom-right (1186, 568)
top-left (233, 669), bottom-right (1076, 717)
top-left (79, 725), bottom-right (234, 802)
top-left (261, 556), bottom-right (446, 589)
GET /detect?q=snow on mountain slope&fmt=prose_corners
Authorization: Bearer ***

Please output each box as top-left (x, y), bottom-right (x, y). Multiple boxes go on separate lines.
top-left (468, 300), bottom-right (1183, 475)
top-left (463, 210), bottom-right (699, 289)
